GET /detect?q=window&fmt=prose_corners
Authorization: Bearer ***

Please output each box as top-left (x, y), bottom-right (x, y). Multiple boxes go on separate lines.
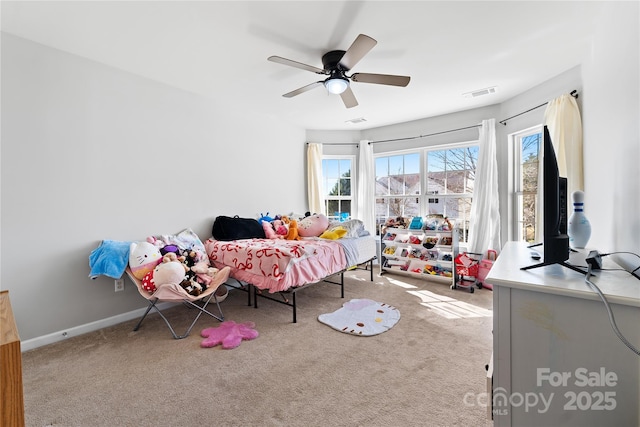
top-left (322, 157), bottom-right (354, 221)
top-left (512, 126), bottom-right (542, 243)
top-left (375, 153), bottom-right (421, 227)
top-left (426, 146), bottom-right (478, 242)
top-left (374, 144), bottom-right (478, 242)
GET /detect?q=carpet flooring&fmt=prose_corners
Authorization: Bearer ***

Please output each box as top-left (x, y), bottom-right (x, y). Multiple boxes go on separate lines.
top-left (21, 268), bottom-right (494, 427)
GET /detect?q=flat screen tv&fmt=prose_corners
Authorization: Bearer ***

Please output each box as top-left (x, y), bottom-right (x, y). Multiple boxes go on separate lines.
top-left (521, 126), bottom-right (583, 274)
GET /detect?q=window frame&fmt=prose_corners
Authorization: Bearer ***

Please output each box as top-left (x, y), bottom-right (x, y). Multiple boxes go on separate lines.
top-left (373, 140), bottom-right (479, 242)
top-left (321, 154), bottom-right (356, 222)
top-left (509, 125), bottom-right (543, 243)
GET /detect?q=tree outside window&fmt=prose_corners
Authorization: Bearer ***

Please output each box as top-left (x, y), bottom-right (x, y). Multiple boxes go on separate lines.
top-left (515, 130), bottom-right (541, 242)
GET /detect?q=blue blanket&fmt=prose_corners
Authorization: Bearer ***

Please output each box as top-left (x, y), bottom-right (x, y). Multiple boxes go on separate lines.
top-left (89, 240), bottom-right (133, 279)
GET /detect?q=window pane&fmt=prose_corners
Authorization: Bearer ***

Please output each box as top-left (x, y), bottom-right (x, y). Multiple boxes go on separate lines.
top-left (514, 130), bottom-right (541, 242)
top-left (465, 146), bottom-right (479, 193)
top-left (445, 148), bottom-right (463, 193)
top-left (522, 193), bottom-right (537, 242)
top-left (327, 199), bottom-right (339, 216)
top-left (375, 176), bottom-right (390, 196)
top-left (339, 159), bottom-right (351, 175)
top-left (521, 134), bottom-right (540, 193)
top-left (341, 200), bottom-right (351, 217)
top-left (444, 196), bottom-right (472, 243)
top-left (427, 151), bottom-right (446, 195)
top-left (376, 153), bottom-right (420, 196)
top-left (340, 176), bottom-right (351, 196)
top-left (388, 155), bottom-right (403, 176)
top-left (428, 196), bottom-right (443, 215)
top-left (375, 157), bottom-right (388, 177)
top-left (375, 196), bottom-right (419, 223)
top-left (324, 178), bottom-right (336, 196)
top-left (404, 153), bottom-right (420, 174)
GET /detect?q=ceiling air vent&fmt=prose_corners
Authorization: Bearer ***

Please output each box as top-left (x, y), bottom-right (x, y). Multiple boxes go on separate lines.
top-left (463, 86), bottom-right (497, 99)
top-left (345, 117), bottom-right (367, 124)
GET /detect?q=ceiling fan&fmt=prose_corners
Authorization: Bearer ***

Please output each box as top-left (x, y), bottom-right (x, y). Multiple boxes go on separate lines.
top-left (268, 34), bottom-right (411, 109)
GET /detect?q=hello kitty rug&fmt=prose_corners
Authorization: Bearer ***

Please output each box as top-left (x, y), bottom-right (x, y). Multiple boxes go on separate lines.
top-left (318, 299), bottom-right (400, 336)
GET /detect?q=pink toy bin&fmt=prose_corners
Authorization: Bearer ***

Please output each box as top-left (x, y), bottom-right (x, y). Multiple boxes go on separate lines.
top-left (477, 249), bottom-right (497, 290)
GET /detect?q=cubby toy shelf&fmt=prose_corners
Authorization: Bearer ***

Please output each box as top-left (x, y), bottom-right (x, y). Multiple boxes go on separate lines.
top-left (380, 226), bottom-right (458, 286)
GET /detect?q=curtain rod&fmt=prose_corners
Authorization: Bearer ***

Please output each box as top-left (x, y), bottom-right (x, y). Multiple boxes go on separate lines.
top-left (368, 124), bottom-right (482, 145)
top-left (499, 89), bottom-right (578, 126)
top-left (306, 142), bottom-right (358, 146)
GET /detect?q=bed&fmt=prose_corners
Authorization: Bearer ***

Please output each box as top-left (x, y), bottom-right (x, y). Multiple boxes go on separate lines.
top-left (204, 234), bottom-right (377, 322)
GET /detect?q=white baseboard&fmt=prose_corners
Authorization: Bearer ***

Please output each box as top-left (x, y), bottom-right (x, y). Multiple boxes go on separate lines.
top-left (21, 302), bottom-right (175, 352)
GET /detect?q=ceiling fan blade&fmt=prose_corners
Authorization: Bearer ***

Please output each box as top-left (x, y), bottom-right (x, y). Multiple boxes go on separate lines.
top-left (283, 81), bottom-right (324, 98)
top-left (351, 73), bottom-right (411, 87)
top-left (340, 86), bottom-right (358, 108)
top-left (338, 34), bottom-right (377, 71)
top-left (268, 56), bottom-right (326, 74)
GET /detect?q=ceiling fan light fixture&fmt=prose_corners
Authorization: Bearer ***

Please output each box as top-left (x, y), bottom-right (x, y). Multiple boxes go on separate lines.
top-left (324, 77), bottom-right (349, 95)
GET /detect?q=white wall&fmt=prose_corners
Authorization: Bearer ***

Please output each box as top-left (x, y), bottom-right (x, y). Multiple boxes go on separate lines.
top-left (1, 34), bottom-right (307, 343)
top-left (582, 1), bottom-right (640, 271)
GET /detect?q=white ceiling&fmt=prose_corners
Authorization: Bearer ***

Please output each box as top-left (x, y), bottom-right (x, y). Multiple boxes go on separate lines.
top-left (1, 1), bottom-right (604, 131)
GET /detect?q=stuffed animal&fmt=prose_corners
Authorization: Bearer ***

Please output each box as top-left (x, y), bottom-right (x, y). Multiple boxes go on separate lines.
top-left (201, 320), bottom-right (259, 349)
top-left (152, 254), bottom-right (188, 287)
top-left (139, 254), bottom-right (187, 294)
top-left (191, 262), bottom-right (220, 287)
top-left (258, 212), bottom-right (273, 224)
top-left (141, 270), bottom-right (157, 293)
top-left (179, 277), bottom-right (203, 296)
top-left (319, 226), bottom-right (348, 240)
top-left (272, 219), bottom-right (288, 237)
top-left (286, 220), bottom-right (300, 240)
top-left (129, 241), bottom-right (162, 280)
top-left (262, 220), bottom-right (283, 239)
top-left (146, 235), bottom-right (163, 248)
top-left (181, 249), bottom-right (198, 272)
top-left (159, 244), bottom-right (181, 257)
top-left (162, 252), bottom-right (183, 263)
top-left (298, 213), bottom-right (329, 237)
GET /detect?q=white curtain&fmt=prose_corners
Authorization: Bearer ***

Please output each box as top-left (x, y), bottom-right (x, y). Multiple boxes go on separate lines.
top-left (544, 93), bottom-right (584, 196)
top-left (535, 93), bottom-right (583, 241)
top-left (306, 143), bottom-right (324, 214)
top-left (356, 141), bottom-right (375, 234)
top-left (467, 119), bottom-right (501, 255)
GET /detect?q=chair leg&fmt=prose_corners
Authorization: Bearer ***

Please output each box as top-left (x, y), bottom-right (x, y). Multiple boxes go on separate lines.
top-left (133, 300), bottom-right (157, 332)
top-left (134, 293), bottom-right (225, 340)
top-left (181, 292), bottom-right (224, 339)
top-left (134, 298), bottom-right (182, 339)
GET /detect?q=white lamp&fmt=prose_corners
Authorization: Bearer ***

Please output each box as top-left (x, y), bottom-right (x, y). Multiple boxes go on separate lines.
top-left (324, 77), bottom-right (349, 94)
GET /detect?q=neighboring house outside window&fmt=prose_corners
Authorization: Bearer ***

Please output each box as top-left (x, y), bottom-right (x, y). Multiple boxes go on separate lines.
top-left (322, 156), bottom-right (354, 222)
top-left (374, 143), bottom-right (478, 243)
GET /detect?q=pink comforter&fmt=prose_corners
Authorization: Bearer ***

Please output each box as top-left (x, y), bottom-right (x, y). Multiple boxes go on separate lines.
top-left (204, 238), bottom-right (346, 293)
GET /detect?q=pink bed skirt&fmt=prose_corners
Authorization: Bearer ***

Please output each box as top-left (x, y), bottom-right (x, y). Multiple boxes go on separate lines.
top-left (205, 238), bottom-right (346, 293)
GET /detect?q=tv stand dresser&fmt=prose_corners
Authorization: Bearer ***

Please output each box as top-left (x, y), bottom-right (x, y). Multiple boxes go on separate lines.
top-left (486, 242), bottom-right (640, 426)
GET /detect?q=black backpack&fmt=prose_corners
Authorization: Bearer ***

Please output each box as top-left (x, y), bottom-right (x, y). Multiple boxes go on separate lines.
top-left (211, 215), bottom-right (266, 241)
